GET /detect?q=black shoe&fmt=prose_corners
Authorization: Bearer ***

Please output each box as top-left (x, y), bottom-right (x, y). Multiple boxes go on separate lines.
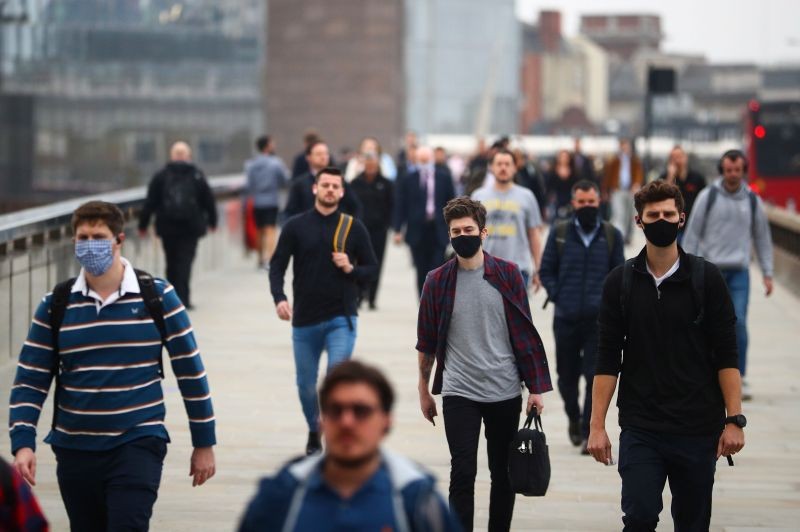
top-left (368, 300), bottom-right (377, 310)
top-left (305, 431), bottom-right (322, 455)
top-left (580, 440), bottom-right (591, 455)
top-left (568, 419), bottom-right (582, 446)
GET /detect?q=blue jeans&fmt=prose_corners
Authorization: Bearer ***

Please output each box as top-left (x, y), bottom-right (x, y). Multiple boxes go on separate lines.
top-left (618, 428), bottom-right (718, 532)
top-left (520, 270), bottom-right (530, 288)
top-left (720, 269), bottom-right (749, 376)
top-left (292, 316), bottom-right (358, 431)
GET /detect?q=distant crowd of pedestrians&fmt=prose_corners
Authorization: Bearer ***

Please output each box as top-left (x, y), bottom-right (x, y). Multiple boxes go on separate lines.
top-left (3, 131), bottom-right (775, 531)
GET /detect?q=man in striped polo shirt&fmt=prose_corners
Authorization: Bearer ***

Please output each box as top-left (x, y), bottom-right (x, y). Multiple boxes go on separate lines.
top-left (9, 201), bottom-right (216, 531)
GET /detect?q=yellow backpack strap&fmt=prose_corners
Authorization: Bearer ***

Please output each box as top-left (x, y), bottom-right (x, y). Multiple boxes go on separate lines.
top-left (333, 214), bottom-right (354, 253)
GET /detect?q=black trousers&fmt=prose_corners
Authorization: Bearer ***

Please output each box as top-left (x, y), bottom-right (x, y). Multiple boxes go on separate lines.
top-left (410, 221), bottom-right (446, 296)
top-left (443, 395), bottom-right (521, 532)
top-left (553, 317), bottom-right (598, 439)
top-left (619, 428), bottom-right (718, 532)
top-left (54, 437), bottom-right (167, 532)
top-left (365, 225), bottom-right (388, 305)
top-left (161, 235), bottom-right (198, 306)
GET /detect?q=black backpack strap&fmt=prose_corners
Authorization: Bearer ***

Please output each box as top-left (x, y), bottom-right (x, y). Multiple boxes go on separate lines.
top-left (134, 269), bottom-right (167, 377)
top-left (748, 189), bottom-right (758, 237)
top-left (688, 254), bottom-right (706, 326)
top-left (601, 221), bottom-right (616, 257)
top-left (554, 220), bottom-right (570, 258)
top-left (700, 186), bottom-right (718, 238)
top-left (620, 258), bottom-right (636, 330)
top-left (48, 277), bottom-right (77, 431)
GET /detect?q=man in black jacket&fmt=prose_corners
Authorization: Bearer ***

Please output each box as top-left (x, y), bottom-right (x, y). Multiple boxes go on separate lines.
top-left (284, 140), bottom-right (362, 220)
top-left (270, 167), bottom-right (377, 455)
top-left (350, 151), bottom-right (394, 309)
top-left (587, 181), bottom-right (745, 531)
top-left (139, 141), bottom-right (217, 308)
top-left (539, 180), bottom-right (624, 452)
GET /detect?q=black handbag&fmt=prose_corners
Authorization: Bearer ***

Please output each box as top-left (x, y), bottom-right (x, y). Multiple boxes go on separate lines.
top-left (508, 407), bottom-right (550, 496)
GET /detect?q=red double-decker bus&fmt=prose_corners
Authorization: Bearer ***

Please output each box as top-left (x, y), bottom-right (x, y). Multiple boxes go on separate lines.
top-left (745, 99), bottom-right (800, 209)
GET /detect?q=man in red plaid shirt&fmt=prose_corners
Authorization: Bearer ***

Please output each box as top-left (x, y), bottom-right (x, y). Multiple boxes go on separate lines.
top-left (416, 196), bottom-right (552, 532)
top-left (0, 457), bottom-right (48, 531)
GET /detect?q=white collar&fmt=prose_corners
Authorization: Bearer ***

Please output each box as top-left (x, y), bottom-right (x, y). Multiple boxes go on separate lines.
top-left (72, 257), bottom-right (140, 296)
top-left (646, 256), bottom-right (680, 288)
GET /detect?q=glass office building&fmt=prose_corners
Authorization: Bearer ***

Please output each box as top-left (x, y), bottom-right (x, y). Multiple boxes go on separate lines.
top-left (404, 0), bottom-right (520, 135)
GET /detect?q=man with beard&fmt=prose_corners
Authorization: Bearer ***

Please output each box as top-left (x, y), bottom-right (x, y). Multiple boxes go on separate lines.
top-left (416, 197), bottom-right (552, 532)
top-left (472, 149), bottom-right (544, 290)
top-left (270, 167), bottom-right (377, 455)
top-left (539, 180), bottom-right (624, 453)
top-left (238, 361), bottom-right (460, 531)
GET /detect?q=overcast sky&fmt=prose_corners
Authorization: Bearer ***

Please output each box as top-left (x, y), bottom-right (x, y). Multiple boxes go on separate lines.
top-left (516, 0), bottom-right (800, 65)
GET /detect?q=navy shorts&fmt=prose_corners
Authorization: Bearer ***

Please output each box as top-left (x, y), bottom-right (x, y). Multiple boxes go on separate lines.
top-left (253, 206), bottom-right (278, 227)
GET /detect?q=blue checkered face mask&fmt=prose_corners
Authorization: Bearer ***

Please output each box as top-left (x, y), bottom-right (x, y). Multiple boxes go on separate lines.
top-left (75, 239), bottom-right (115, 276)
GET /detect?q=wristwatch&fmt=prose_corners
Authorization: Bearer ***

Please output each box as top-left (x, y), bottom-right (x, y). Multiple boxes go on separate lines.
top-left (725, 414), bottom-right (747, 428)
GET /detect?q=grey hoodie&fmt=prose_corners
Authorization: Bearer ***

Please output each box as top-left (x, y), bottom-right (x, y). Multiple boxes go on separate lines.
top-left (683, 177), bottom-right (773, 276)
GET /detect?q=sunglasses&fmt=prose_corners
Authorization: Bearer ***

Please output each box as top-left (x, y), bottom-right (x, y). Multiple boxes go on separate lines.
top-left (322, 402), bottom-right (379, 422)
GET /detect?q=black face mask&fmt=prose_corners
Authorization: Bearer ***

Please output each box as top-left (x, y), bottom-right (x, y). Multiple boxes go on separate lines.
top-left (575, 206), bottom-right (599, 231)
top-left (641, 219), bottom-right (681, 247)
top-left (451, 235), bottom-right (482, 259)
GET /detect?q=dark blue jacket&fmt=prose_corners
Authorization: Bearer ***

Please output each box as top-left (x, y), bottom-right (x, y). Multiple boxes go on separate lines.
top-left (238, 450), bottom-right (461, 532)
top-left (539, 218), bottom-right (624, 320)
top-left (392, 167), bottom-right (455, 248)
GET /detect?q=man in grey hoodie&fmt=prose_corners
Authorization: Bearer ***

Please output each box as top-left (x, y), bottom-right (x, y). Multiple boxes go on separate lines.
top-left (682, 149), bottom-right (774, 400)
top-left (245, 135), bottom-right (290, 268)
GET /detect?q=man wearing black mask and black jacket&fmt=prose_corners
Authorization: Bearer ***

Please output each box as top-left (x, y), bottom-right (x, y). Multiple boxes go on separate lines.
top-left (587, 181), bottom-right (745, 532)
top-left (539, 180), bottom-right (624, 453)
top-left (270, 167), bottom-right (377, 456)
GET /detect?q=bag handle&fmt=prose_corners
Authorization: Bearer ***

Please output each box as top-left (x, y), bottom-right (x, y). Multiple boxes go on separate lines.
top-left (523, 406), bottom-right (544, 433)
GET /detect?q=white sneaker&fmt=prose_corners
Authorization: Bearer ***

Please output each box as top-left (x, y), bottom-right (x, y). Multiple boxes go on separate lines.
top-left (742, 380), bottom-right (753, 401)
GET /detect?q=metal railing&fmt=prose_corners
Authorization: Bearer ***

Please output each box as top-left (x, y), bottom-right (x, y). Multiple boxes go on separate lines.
top-left (0, 175), bottom-right (246, 363)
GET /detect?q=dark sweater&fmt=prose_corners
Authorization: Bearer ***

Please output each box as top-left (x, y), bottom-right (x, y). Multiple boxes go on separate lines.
top-left (596, 247), bottom-right (738, 435)
top-left (539, 218), bottom-right (625, 320)
top-left (269, 208), bottom-right (377, 327)
top-left (658, 169), bottom-right (706, 218)
top-left (350, 172), bottom-right (394, 230)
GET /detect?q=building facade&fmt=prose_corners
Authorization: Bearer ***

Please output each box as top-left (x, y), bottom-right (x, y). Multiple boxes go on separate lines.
top-left (0, 0), bottom-right (263, 208)
top-left (404, 0), bottom-right (520, 136)
top-left (265, 0), bottom-right (405, 159)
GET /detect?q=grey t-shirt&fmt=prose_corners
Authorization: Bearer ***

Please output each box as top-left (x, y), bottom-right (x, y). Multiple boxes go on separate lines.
top-left (472, 184), bottom-right (542, 275)
top-left (442, 266), bottom-right (522, 402)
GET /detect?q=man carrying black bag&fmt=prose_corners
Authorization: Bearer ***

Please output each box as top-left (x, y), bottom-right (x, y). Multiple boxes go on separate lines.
top-left (416, 197), bottom-right (552, 532)
top-left (508, 407), bottom-right (550, 497)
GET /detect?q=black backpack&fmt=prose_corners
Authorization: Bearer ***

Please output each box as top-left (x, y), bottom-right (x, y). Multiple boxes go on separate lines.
top-left (508, 408), bottom-right (550, 497)
top-left (161, 170), bottom-right (201, 222)
top-left (620, 253), bottom-right (707, 328)
top-left (48, 269), bottom-right (167, 429)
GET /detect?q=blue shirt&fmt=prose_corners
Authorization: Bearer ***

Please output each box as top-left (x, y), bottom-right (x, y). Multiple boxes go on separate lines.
top-left (294, 463), bottom-right (399, 532)
top-left (574, 218), bottom-right (601, 248)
